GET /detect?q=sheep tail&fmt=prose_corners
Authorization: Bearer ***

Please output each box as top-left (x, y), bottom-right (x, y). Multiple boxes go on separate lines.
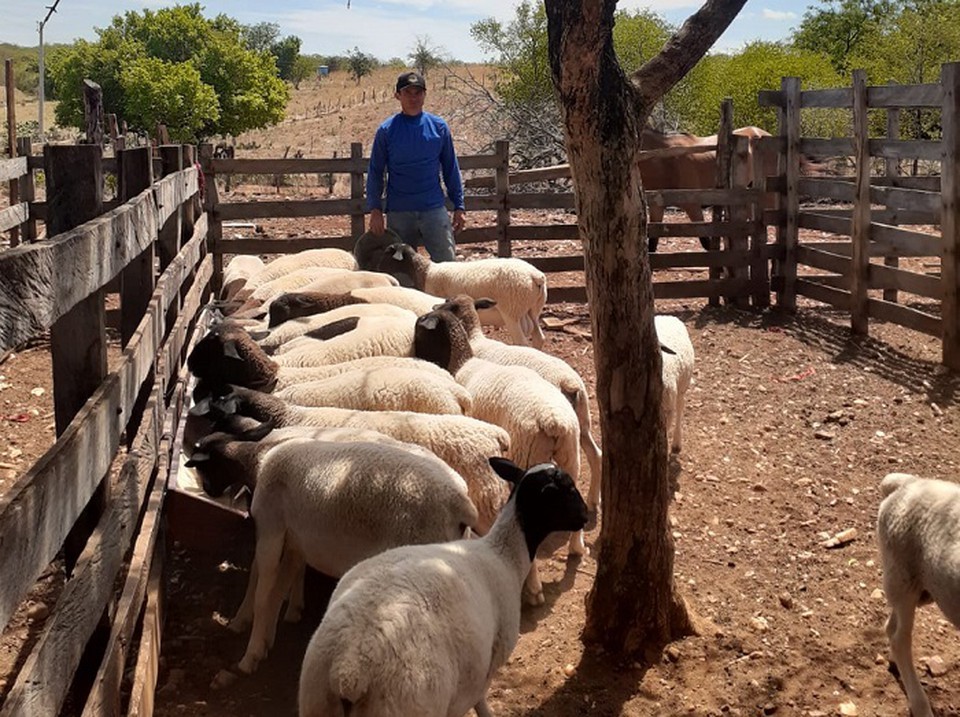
top-left (880, 472), bottom-right (921, 498)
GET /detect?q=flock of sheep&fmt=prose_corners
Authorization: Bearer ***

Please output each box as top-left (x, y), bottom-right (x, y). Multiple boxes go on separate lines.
top-left (179, 235), bottom-right (958, 717)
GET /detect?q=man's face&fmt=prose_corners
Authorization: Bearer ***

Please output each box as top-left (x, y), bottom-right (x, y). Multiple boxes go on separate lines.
top-left (396, 86), bottom-right (425, 116)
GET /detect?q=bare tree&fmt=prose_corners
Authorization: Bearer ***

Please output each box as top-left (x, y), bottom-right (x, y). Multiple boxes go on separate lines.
top-left (543, 0), bottom-right (748, 656)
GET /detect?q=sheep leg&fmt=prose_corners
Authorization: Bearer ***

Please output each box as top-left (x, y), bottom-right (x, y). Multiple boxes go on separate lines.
top-left (283, 558), bottom-right (307, 623)
top-left (474, 698), bottom-right (494, 717)
top-left (237, 531), bottom-right (287, 674)
top-left (523, 562), bottom-right (546, 606)
top-left (526, 310), bottom-right (545, 349)
top-left (228, 555), bottom-right (259, 633)
top-left (503, 318), bottom-right (533, 347)
top-left (574, 392), bottom-right (603, 512)
top-left (567, 529), bottom-right (586, 556)
top-left (887, 598), bottom-right (934, 717)
top-left (671, 388), bottom-right (686, 453)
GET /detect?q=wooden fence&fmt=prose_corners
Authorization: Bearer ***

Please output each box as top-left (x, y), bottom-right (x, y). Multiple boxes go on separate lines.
top-left (0, 143), bottom-right (205, 716)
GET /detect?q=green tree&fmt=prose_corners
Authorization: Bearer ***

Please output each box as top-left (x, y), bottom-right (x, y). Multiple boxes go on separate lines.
top-left (46, 3), bottom-right (288, 141)
top-left (408, 36), bottom-right (444, 77)
top-left (291, 55), bottom-right (316, 89)
top-left (121, 56), bottom-right (219, 141)
top-left (243, 21), bottom-right (280, 52)
top-left (347, 46), bottom-right (376, 84)
top-left (793, 0), bottom-right (892, 74)
top-left (271, 35), bottom-right (303, 81)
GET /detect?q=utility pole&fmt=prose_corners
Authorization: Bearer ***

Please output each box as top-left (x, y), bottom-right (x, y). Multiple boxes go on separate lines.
top-left (37, 0), bottom-right (62, 141)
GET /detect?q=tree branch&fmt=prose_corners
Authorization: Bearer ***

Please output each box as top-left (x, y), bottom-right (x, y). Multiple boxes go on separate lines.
top-left (632, 0), bottom-right (749, 107)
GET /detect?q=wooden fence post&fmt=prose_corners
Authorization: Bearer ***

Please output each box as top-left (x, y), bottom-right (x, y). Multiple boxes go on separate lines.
top-left (749, 132), bottom-right (770, 308)
top-left (199, 143), bottom-right (224, 296)
top-left (82, 80), bottom-right (104, 146)
top-left (158, 145), bottom-right (183, 271)
top-left (5, 60), bottom-right (20, 247)
top-left (730, 133), bottom-right (751, 308)
top-left (884, 84), bottom-right (901, 303)
top-left (941, 62), bottom-right (960, 370)
top-left (850, 69), bottom-right (871, 335)
top-left (711, 99), bottom-right (733, 306)
top-left (350, 142), bottom-right (366, 240)
top-left (118, 146), bottom-right (155, 348)
top-left (16, 137), bottom-right (37, 242)
top-left (181, 144), bottom-right (197, 242)
top-left (495, 139), bottom-right (511, 257)
top-left (776, 77), bottom-right (801, 311)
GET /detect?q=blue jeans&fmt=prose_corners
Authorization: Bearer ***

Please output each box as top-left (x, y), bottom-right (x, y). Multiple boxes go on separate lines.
top-left (387, 207), bottom-right (456, 262)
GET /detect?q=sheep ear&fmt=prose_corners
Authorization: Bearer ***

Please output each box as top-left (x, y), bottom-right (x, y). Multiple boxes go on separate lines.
top-left (247, 329), bottom-right (270, 341)
top-left (189, 398), bottom-right (212, 416)
top-left (223, 339), bottom-right (241, 360)
top-left (418, 314), bottom-right (440, 331)
top-left (235, 420), bottom-right (275, 441)
top-left (488, 457), bottom-right (526, 485)
top-left (660, 343), bottom-right (677, 356)
top-left (474, 298), bottom-right (497, 310)
top-left (184, 451), bottom-right (210, 467)
top-left (391, 245), bottom-right (406, 261)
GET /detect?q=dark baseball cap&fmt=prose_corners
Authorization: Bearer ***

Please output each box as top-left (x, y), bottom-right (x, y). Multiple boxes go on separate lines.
top-left (396, 71), bottom-right (426, 92)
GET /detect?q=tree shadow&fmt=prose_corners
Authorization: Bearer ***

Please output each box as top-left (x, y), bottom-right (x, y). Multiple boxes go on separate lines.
top-left (688, 304), bottom-right (958, 408)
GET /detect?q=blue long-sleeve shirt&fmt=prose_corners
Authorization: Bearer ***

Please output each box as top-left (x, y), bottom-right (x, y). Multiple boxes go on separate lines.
top-left (365, 111), bottom-right (465, 213)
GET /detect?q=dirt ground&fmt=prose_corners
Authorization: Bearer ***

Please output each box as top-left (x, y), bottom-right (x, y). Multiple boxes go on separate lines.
top-left (2, 67), bottom-right (959, 716)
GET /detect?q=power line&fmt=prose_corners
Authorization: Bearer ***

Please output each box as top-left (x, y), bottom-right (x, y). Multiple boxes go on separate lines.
top-left (38, 0), bottom-right (62, 141)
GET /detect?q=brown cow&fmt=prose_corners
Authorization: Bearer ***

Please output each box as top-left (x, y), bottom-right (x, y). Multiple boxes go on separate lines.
top-left (640, 126), bottom-right (779, 252)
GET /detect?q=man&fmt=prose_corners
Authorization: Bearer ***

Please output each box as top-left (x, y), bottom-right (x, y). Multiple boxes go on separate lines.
top-left (365, 71), bottom-right (465, 262)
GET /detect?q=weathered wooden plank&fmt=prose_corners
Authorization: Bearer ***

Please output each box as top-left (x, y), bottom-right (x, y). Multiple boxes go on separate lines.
top-left (508, 224), bottom-right (579, 241)
top-left (884, 102), bottom-right (902, 304)
top-left (216, 198), bottom-right (366, 221)
top-left (796, 278), bottom-right (851, 309)
top-left (942, 62), bottom-right (960, 368)
top-left (0, 201), bottom-right (29, 232)
top-left (0, 189), bottom-right (161, 352)
top-left (0, 388), bottom-right (164, 717)
top-left (869, 297), bottom-right (941, 335)
top-left (0, 234), bottom-right (209, 634)
top-left (126, 546), bottom-right (164, 717)
top-left (154, 167), bottom-right (198, 230)
top-left (495, 140), bottom-right (511, 257)
top-left (119, 147), bottom-right (156, 349)
top-left (800, 138), bottom-right (854, 158)
top-left (800, 87), bottom-right (852, 109)
top-left (867, 82), bottom-right (942, 108)
top-left (350, 143), bottom-right (365, 241)
top-left (648, 219), bottom-right (759, 238)
top-left (869, 261), bottom-right (941, 298)
top-left (799, 177), bottom-right (857, 202)
top-left (758, 89), bottom-right (784, 108)
top-left (455, 154), bottom-right (501, 171)
top-left (870, 222), bottom-right (942, 256)
top-left (870, 184), bottom-right (942, 214)
top-left (211, 156), bottom-right (367, 174)
top-left (219, 235), bottom-right (356, 254)
top-left (779, 77), bottom-right (802, 310)
top-left (464, 163), bottom-right (572, 189)
top-left (796, 246), bottom-right (852, 275)
top-left (868, 138), bottom-right (942, 161)
top-left (507, 193), bottom-right (577, 210)
top-left (851, 69), bottom-right (871, 334)
top-left (649, 187), bottom-right (762, 207)
top-left (811, 205), bottom-right (940, 226)
top-left (0, 156), bottom-right (28, 183)
top-left (799, 211), bottom-right (851, 235)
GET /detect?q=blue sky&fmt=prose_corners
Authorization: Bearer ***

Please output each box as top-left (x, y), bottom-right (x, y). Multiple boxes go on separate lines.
top-left (1, 0), bottom-right (806, 63)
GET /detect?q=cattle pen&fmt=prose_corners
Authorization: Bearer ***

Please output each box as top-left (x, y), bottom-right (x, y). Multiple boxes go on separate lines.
top-left (0, 62), bottom-right (959, 715)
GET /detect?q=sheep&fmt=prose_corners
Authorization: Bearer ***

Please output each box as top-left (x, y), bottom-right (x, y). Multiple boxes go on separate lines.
top-left (221, 255), bottom-right (265, 302)
top-left (355, 234), bottom-right (547, 347)
top-left (272, 315), bottom-right (416, 367)
top-left (186, 433), bottom-right (478, 676)
top-left (260, 303), bottom-right (416, 353)
top-left (186, 322), bottom-right (454, 393)
top-left (241, 248), bottom-right (358, 292)
top-left (231, 269), bottom-right (399, 319)
top-left (192, 385), bottom-right (511, 534)
top-left (273, 365), bottom-right (473, 415)
top-left (269, 285), bottom-right (443, 327)
top-left (414, 308), bottom-right (583, 604)
top-left (655, 314), bottom-right (695, 456)
top-left (877, 472), bottom-right (960, 717)
top-left (298, 457), bottom-right (588, 717)
top-left (435, 295), bottom-right (603, 510)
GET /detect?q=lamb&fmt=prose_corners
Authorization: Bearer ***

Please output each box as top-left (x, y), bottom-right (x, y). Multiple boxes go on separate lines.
top-left (298, 457), bottom-right (588, 717)
top-left (273, 365), bottom-right (473, 415)
top-left (272, 315), bottom-right (416, 367)
top-left (414, 308), bottom-right (584, 604)
top-left (655, 314), bottom-right (695, 455)
top-left (260, 303), bottom-right (416, 353)
top-left (186, 322), bottom-right (453, 393)
top-left (192, 385), bottom-right (511, 534)
top-left (435, 295), bottom-right (603, 510)
top-left (241, 248), bottom-right (358, 292)
top-left (268, 285), bottom-right (443, 326)
top-left (186, 432), bottom-right (478, 676)
top-left (355, 234), bottom-right (547, 347)
top-left (221, 255), bottom-right (265, 302)
top-left (877, 472), bottom-right (960, 717)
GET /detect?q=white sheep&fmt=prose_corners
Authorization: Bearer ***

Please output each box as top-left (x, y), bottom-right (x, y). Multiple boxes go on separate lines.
top-left (242, 248), bottom-right (358, 292)
top-left (221, 255), bottom-right (265, 302)
top-left (232, 269), bottom-right (399, 319)
top-left (298, 457), bottom-right (588, 717)
top-left (273, 355), bottom-right (457, 390)
top-left (273, 365), bottom-right (473, 415)
top-left (655, 315), bottom-right (695, 455)
top-left (436, 295), bottom-right (603, 510)
top-left (273, 315), bottom-right (416, 366)
top-left (414, 308), bottom-right (583, 604)
top-left (877, 472), bottom-right (960, 717)
top-left (186, 433), bottom-right (478, 676)
top-left (193, 385), bottom-right (511, 535)
top-left (357, 237), bottom-right (547, 347)
top-left (261, 303), bottom-right (416, 353)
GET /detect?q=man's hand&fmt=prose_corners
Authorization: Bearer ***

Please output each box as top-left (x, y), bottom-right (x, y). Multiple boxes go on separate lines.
top-left (369, 209), bottom-right (385, 235)
top-left (452, 209), bottom-right (466, 233)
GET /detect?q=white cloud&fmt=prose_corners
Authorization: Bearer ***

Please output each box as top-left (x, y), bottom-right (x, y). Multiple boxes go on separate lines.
top-left (761, 8), bottom-right (797, 20)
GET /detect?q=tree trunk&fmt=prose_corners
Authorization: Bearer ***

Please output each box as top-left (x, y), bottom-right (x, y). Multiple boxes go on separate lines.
top-left (544, 0), bottom-right (696, 658)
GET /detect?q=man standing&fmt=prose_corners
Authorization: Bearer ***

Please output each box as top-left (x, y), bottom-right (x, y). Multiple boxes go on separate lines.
top-left (365, 71), bottom-right (465, 262)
